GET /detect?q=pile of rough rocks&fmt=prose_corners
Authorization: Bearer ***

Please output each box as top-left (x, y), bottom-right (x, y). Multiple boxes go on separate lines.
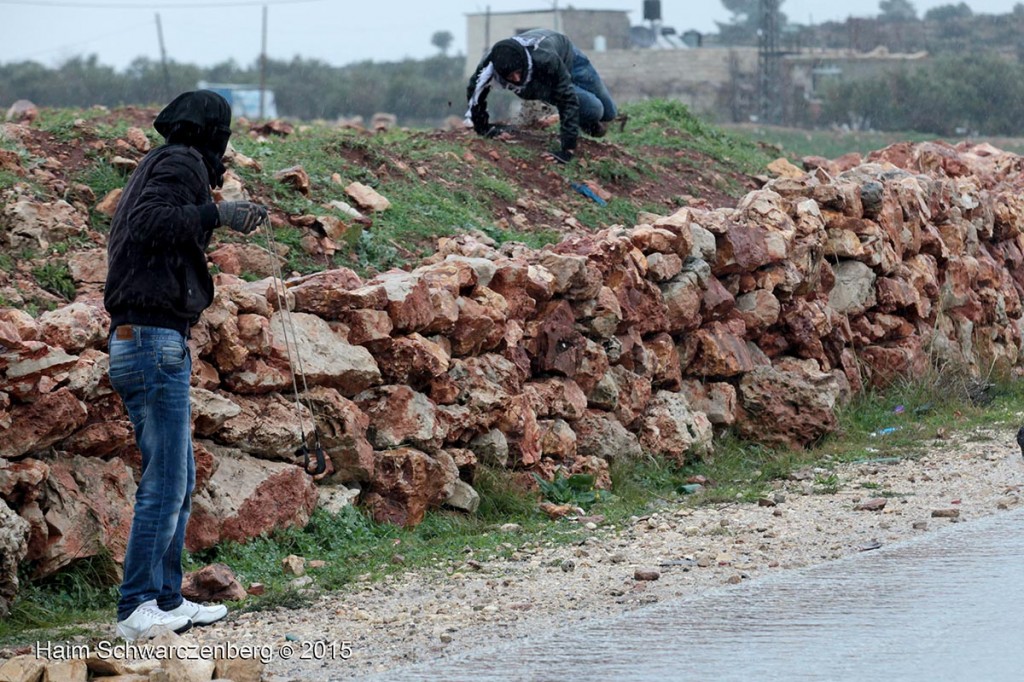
top-left (3, 135), bottom-right (1024, 619)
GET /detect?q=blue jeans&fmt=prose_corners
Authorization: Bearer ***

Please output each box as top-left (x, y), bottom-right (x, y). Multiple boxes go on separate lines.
top-left (108, 325), bottom-right (195, 621)
top-left (571, 47), bottom-right (617, 132)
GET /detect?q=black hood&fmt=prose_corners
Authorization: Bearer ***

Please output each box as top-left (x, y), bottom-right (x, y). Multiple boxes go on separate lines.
top-left (154, 90), bottom-right (232, 188)
top-left (491, 39), bottom-right (528, 80)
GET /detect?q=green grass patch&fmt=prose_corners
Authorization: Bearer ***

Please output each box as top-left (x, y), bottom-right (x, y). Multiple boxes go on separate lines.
top-left (728, 124), bottom-right (1024, 163)
top-left (0, 169), bottom-right (26, 191)
top-left (76, 162), bottom-right (124, 202)
top-left (617, 100), bottom-right (773, 176)
top-left (0, 557), bottom-right (117, 643)
top-left (33, 107), bottom-right (107, 142)
top-left (477, 223), bottom-right (561, 251)
top-left (474, 173), bottom-right (518, 204)
top-left (31, 261), bottom-right (75, 301)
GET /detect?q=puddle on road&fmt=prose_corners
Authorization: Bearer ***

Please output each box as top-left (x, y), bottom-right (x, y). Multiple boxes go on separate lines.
top-left (381, 507), bottom-right (1024, 682)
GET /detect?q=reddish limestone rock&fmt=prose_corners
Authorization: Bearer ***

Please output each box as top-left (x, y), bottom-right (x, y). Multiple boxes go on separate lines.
top-left (371, 271), bottom-right (437, 333)
top-left (609, 365), bottom-right (652, 429)
top-left (638, 391), bottom-right (714, 464)
top-left (1, 389), bottom-right (88, 460)
top-left (488, 260), bottom-right (540, 319)
top-left (414, 259), bottom-right (479, 295)
top-left (574, 410), bottom-right (643, 461)
top-left (34, 455), bottom-right (136, 578)
top-left (57, 421), bottom-right (133, 459)
top-left (0, 458), bottom-right (49, 503)
top-left (685, 324), bottom-right (757, 378)
top-left (606, 260), bottom-right (669, 336)
top-left (574, 338), bottom-right (610, 396)
top-left (659, 276), bottom-right (703, 334)
top-left (356, 385), bottom-right (444, 452)
top-left (860, 337), bottom-right (929, 388)
top-left (538, 419), bottom-right (577, 459)
top-left (289, 269), bottom-right (383, 319)
top-left (701, 276), bottom-right (735, 321)
top-left (36, 302), bottom-right (109, 353)
top-left (187, 447), bottom-right (318, 551)
top-left (714, 222), bottom-right (773, 274)
top-left (301, 387), bottom-right (375, 483)
top-left (450, 297), bottom-right (497, 356)
top-left (495, 394), bottom-right (541, 467)
top-left (373, 334), bottom-right (450, 391)
top-left (734, 289), bottom-right (781, 336)
top-left (207, 244), bottom-right (282, 279)
top-left (646, 332), bottom-right (683, 390)
top-left (363, 447), bottom-right (451, 527)
top-left (182, 563), bottom-right (247, 603)
top-left (523, 300), bottom-right (587, 377)
top-left (736, 363), bottom-right (844, 449)
top-left (523, 377), bottom-right (588, 421)
top-left (420, 287), bottom-right (460, 335)
top-left (192, 440), bottom-right (217, 492)
top-left (341, 309), bottom-right (393, 346)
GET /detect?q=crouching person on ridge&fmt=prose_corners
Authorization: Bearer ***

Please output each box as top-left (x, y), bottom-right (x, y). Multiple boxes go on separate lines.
top-left (104, 90), bottom-right (268, 641)
top-left (466, 28), bottom-right (617, 164)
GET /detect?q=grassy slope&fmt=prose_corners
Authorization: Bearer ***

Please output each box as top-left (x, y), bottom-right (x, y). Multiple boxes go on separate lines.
top-left (728, 123), bottom-right (1024, 161)
top-left (2, 100), bottom-right (769, 307)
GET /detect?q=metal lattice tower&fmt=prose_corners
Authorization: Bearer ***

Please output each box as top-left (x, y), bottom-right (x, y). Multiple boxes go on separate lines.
top-left (758, 0), bottom-right (782, 124)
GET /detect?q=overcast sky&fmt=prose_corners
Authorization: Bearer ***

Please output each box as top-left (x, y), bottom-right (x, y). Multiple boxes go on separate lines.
top-left (0, 0), bottom-right (1021, 70)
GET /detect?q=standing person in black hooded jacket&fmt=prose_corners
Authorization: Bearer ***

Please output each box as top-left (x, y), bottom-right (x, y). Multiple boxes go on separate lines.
top-left (466, 28), bottom-right (617, 163)
top-left (105, 90), bottom-right (268, 641)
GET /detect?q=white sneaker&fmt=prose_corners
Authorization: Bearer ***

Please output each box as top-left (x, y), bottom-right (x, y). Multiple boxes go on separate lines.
top-left (164, 598), bottom-right (228, 626)
top-left (116, 600), bottom-right (193, 641)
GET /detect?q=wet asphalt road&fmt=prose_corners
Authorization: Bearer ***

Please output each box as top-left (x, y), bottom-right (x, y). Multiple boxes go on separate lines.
top-left (378, 506), bottom-right (1024, 682)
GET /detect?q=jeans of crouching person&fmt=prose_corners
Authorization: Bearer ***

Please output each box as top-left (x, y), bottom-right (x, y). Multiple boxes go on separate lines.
top-left (108, 325), bottom-right (196, 622)
top-left (570, 47), bottom-right (617, 134)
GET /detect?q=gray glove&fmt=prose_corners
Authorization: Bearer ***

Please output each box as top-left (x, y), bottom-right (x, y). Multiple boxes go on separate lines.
top-left (217, 201), bottom-right (268, 234)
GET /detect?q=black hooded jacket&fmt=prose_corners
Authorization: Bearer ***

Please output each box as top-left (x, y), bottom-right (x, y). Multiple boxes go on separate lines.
top-left (104, 91), bottom-right (229, 335)
top-left (466, 29), bottom-right (580, 153)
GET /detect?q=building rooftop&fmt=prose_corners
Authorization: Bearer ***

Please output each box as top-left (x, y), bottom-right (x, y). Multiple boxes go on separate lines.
top-left (466, 8), bottom-right (630, 16)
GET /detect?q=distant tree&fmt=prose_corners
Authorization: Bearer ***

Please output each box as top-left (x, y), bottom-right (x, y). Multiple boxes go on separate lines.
top-left (820, 53), bottom-right (1024, 136)
top-left (879, 0), bottom-right (917, 21)
top-left (717, 0), bottom-right (788, 46)
top-left (721, 0), bottom-right (758, 24)
top-left (1015, 2), bottom-right (1024, 17)
top-left (431, 30), bottom-right (454, 55)
top-left (924, 3), bottom-right (972, 21)
top-left (0, 52), bottom-right (466, 126)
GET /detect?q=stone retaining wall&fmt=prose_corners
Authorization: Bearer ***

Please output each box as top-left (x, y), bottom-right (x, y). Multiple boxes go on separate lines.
top-left (3, 139), bottom-right (1024, 615)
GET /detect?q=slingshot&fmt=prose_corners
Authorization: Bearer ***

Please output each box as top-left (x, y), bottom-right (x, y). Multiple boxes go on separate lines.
top-left (257, 213), bottom-right (328, 476)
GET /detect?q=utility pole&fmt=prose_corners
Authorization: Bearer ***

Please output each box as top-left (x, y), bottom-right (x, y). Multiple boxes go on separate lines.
top-left (155, 13), bottom-right (171, 100)
top-left (758, 0), bottom-right (782, 124)
top-left (259, 4), bottom-right (268, 120)
top-left (484, 6), bottom-right (491, 55)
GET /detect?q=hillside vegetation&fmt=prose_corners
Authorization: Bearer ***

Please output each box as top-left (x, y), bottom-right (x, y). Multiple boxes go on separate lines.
top-left (0, 99), bottom-right (768, 310)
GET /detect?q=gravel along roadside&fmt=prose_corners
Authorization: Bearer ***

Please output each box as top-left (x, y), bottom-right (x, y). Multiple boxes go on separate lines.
top-left (181, 426), bottom-right (1024, 681)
